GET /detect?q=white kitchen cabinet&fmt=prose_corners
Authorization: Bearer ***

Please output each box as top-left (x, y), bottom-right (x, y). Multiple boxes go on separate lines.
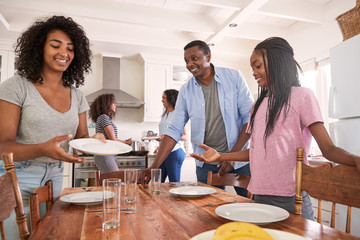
top-left (144, 62), bottom-right (172, 122)
top-left (62, 162), bottom-right (73, 189)
top-left (310, 197), bottom-right (336, 227)
top-left (171, 65), bottom-right (190, 91)
top-left (138, 54), bottom-right (173, 122)
top-left (309, 197), bottom-right (360, 237)
top-left (138, 53), bottom-right (189, 122)
top-left (148, 155), bottom-right (196, 183)
top-left (180, 156), bottom-right (197, 182)
top-left (0, 50), bottom-right (15, 83)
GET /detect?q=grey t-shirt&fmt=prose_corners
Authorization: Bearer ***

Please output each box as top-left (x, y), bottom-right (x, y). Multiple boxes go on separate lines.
top-left (201, 78), bottom-right (228, 165)
top-left (0, 73), bottom-right (89, 163)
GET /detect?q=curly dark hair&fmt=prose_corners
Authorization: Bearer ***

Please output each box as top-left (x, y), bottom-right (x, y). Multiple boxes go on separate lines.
top-left (14, 15), bottom-right (92, 87)
top-left (248, 37), bottom-right (301, 143)
top-left (162, 89), bottom-right (179, 117)
top-left (89, 94), bottom-right (116, 122)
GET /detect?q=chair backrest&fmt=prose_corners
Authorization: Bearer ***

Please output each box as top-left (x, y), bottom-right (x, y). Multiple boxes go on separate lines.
top-left (95, 170), bottom-right (125, 186)
top-left (29, 180), bottom-right (53, 231)
top-left (0, 152), bottom-right (30, 240)
top-left (207, 171), bottom-right (252, 199)
top-left (295, 147), bottom-right (360, 234)
top-left (95, 170), bottom-right (142, 186)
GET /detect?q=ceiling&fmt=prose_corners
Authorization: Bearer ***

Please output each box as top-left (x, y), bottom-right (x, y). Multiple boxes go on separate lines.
top-left (0, 0), bottom-right (333, 61)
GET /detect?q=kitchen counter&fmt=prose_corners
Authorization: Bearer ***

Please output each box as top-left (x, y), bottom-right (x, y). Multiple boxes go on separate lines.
top-left (308, 157), bottom-right (334, 167)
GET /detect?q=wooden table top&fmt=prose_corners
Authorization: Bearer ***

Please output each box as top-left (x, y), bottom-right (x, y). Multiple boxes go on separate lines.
top-left (29, 183), bottom-right (360, 240)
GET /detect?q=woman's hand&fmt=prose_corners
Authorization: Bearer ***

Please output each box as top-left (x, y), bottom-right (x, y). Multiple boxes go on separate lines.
top-left (42, 135), bottom-right (85, 163)
top-left (124, 138), bottom-right (132, 146)
top-left (189, 144), bottom-right (220, 163)
top-left (91, 133), bottom-right (106, 143)
top-left (156, 135), bottom-right (164, 141)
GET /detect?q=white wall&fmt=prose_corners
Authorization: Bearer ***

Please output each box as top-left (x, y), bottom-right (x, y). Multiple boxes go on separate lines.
top-left (288, 0), bottom-right (355, 63)
top-left (81, 0), bottom-right (357, 143)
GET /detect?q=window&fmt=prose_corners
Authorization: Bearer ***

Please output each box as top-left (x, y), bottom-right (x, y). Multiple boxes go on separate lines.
top-left (299, 60), bottom-right (331, 156)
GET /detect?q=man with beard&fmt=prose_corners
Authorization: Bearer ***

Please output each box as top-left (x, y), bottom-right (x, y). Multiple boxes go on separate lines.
top-left (141, 40), bottom-right (253, 196)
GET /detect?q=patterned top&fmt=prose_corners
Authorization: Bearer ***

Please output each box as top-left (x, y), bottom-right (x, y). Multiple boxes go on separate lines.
top-left (95, 114), bottom-right (117, 140)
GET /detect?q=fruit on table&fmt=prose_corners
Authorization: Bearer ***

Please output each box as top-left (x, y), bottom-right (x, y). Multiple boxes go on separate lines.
top-left (213, 222), bottom-right (274, 240)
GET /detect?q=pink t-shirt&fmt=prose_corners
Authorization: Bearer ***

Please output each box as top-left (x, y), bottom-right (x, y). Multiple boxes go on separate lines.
top-left (246, 87), bottom-right (323, 196)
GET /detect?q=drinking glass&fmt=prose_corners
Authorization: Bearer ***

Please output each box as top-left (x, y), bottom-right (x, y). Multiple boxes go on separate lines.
top-left (151, 169), bottom-right (161, 194)
top-left (102, 178), bottom-right (121, 229)
top-left (124, 169), bottom-right (139, 205)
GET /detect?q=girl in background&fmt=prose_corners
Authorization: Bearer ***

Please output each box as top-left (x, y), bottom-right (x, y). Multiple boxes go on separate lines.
top-left (157, 89), bottom-right (188, 182)
top-left (191, 37), bottom-right (360, 219)
top-left (89, 93), bottom-right (132, 173)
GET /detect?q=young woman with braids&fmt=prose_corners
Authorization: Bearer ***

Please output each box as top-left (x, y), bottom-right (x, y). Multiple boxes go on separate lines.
top-left (190, 37), bottom-right (360, 219)
top-left (89, 93), bottom-right (132, 173)
top-left (0, 15), bottom-right (105, 237)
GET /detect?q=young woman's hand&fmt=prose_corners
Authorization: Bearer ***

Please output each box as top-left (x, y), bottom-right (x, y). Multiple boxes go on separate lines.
top-left (189, 144), bottom-right (220, 163)
top-left (91, 133), bottom-right (106, 143)
top-left (218, 161), bottom-right (236, 175)
top-left (156, 135), bottom-right (164, 141)
top-left (42, 135), bottom-right (85, 163)
top-left (124, 138), bottom-right (133, 145)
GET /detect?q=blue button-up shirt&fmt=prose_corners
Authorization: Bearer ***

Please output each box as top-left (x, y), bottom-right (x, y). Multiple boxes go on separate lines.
top-left (165, 64), bottom-right (254, 169)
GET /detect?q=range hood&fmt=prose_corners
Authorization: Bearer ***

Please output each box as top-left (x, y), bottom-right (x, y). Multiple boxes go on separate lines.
top-left (86, 57), bottom-right (144, 108)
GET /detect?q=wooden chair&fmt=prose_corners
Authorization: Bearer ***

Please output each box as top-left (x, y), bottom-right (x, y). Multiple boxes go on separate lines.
top-left (295, 147), bottom-right (360, 234)
top-left (95, 170), bottom-right (125, 186)
top-left (29, 180), bottom-right (53, 232)
top-left (207, 171), bottom-right (252, 199)
top-left (0, 152), bottom-right (30, 240)
top-left (95, 170), bottom-right (142, 186)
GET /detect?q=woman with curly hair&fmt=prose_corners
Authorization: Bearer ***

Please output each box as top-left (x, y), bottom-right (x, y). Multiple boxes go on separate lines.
top-left (0, 15), bottom-right (104, 237)
top-left (89, 93), bottom-right (132, 173)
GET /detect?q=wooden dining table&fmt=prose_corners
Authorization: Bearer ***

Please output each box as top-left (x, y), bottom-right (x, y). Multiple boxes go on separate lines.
top-left (28, 182), bottom-right (359, 240)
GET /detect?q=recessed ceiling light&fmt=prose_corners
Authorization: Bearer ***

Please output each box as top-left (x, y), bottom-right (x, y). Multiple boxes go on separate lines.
top-left (208, 43), bottom-right (215, 46)
top-left (229, 23), bottom-right (238, 28)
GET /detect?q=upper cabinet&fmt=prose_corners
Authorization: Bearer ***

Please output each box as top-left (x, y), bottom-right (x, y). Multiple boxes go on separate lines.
top-left (172, 65), bottom-right (191, 91)
top-left (138, 54), bottom-right (172, 122)
top-left (138, 53), bottom-right (190, 122)
top-left (0, 50), bottom-right (15, 83)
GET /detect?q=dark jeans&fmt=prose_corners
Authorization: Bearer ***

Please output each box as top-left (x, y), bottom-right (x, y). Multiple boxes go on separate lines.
top-left (196, 163), bottom-right (251, 197)
top-left (159, 148), bottom-right (186, 182)
top-left (253, 191), bottom-right (315, 220)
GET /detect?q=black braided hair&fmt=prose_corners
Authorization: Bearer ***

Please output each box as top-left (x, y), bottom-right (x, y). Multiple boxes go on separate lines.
top-left (248, 37), bottom-right (302, 144)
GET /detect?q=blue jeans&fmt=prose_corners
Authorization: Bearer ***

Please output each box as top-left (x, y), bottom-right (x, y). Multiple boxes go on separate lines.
top-left (159, 148), bottom-right (186, 182)
top-left (196, 163), bottom-right (251, 197)
top-left (0, 160), bottom-right (64, 238)
top-left (253, 191), bottom-right (315, 220)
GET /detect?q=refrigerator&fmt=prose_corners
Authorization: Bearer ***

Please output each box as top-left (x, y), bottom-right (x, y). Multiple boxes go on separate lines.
top-left (329, 34), bottom-right (360, 236)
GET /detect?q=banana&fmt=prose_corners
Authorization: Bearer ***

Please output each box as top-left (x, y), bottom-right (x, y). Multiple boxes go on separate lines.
top-left (213, 222), bottom-right (274, 240)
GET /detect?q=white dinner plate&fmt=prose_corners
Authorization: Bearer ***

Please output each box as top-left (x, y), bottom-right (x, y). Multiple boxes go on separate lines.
top-left (190, 229), bottom-right (308, 240)
top-left (215, 203), bottom-right (289, 224)
top-left (169, 186), bottom-right (216, 197)
top-left (69, 138), bottom-right (132, 156)
top-left (60, 191), bottom-right (114, 205)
